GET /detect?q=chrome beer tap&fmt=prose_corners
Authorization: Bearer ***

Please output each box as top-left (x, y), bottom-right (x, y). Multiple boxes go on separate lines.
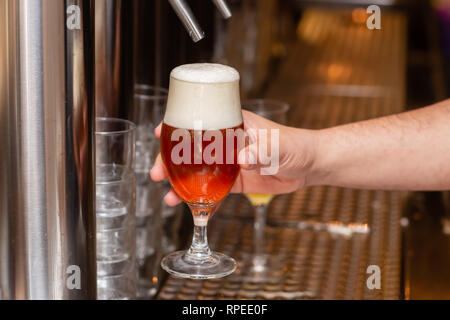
top-left (168, 0), bottom-right (232, 43)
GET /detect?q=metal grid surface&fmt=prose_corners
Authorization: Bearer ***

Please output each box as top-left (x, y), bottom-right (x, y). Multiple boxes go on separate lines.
top-left (158, 8), bottom-right (407, 300)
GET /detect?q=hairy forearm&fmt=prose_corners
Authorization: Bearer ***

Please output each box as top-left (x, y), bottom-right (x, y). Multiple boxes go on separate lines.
top-left (308, 100), bottom-right (450, 190)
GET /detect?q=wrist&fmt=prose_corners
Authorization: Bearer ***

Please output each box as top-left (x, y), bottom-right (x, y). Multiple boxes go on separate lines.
top-left (304, 129), bottom-right (332, 187)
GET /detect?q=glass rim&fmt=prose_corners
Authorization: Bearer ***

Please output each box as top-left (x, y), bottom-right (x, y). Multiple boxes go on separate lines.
top-left (96, 273), bottom-right (135, 280)
top-left (242, 99), bottom-right (290, 115)
top-left (134, 84), bottom-right (168, 99)
top-left (95, 117), bottom-right (136, 136)
top-left (133, 93), bottom-right (168, 101)
top-left (95, 172), bottom-right (135, 185)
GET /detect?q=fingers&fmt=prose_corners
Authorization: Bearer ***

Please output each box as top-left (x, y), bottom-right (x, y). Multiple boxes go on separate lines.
top-left (150, 154), bottom-right (168, 182)
top-left (150, 153), bottom-right (182, 206)
top-left (164, 188), bottom-right (183, 206)
top-left (155, 122), bottom-right (162, 138)
top-left (239, 110), bottom-right (279, 172)
top-left (238, 144), bottom-right (259, 170)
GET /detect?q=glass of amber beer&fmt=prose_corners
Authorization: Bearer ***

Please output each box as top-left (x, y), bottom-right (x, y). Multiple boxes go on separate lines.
top-left (242, 99), bottom-right (289, 277)
top-left (160, 64), bottom-right (243, 279)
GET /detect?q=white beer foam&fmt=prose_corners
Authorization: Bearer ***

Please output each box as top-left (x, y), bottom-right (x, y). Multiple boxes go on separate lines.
top-left (193, 216), bottom-right (208, 227)
top-left (171, 63), bottom-right (240, 83)
top-left (165, 63), bottom-right (243, 130)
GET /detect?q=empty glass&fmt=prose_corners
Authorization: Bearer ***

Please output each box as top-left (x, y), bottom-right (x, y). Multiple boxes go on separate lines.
top-left (242, 99), bottom-right (290, 281)
top-left (96, 118), bottom-right (137, 300)
top-left (160, 181), bottom-right (184, 255)
top-left (130, 85), bottom-right (167, 299)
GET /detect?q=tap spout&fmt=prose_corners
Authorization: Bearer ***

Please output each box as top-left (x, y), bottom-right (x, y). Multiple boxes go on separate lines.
top-left (212, 0), bottom-right (232, 19)
top-left (168, 0), bottom-right (205, 42)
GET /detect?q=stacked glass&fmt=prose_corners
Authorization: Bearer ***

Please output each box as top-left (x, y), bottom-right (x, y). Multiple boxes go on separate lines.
top-left (96, 118), bottom-right (137, 300)
top-left (131, 85), bottom-right (168, 299)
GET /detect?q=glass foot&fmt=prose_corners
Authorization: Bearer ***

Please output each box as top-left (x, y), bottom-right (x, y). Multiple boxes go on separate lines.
top-left (239, 253), bottom-right (286, 283)
top-left (161, 250), bottom-right (236, 280)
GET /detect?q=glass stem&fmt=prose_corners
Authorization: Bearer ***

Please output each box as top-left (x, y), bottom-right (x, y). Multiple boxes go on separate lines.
top-left (253, 205), bottom-right (267, 258)
top-left (187, 224), bottom-right (211, 260)
top-left (185, 205), bottom-right (214, 262)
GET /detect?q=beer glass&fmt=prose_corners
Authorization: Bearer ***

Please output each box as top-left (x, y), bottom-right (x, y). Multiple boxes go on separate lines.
top-left (242, 99), bottom-right (289, 277)
top-left (160, 64), bottom-right (243, 279)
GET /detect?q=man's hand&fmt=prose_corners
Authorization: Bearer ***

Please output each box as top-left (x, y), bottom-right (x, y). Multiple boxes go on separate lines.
top-left (150, 110), bottom-right (318, 206)
top-left (152, 99), bottom-right (450, 205)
